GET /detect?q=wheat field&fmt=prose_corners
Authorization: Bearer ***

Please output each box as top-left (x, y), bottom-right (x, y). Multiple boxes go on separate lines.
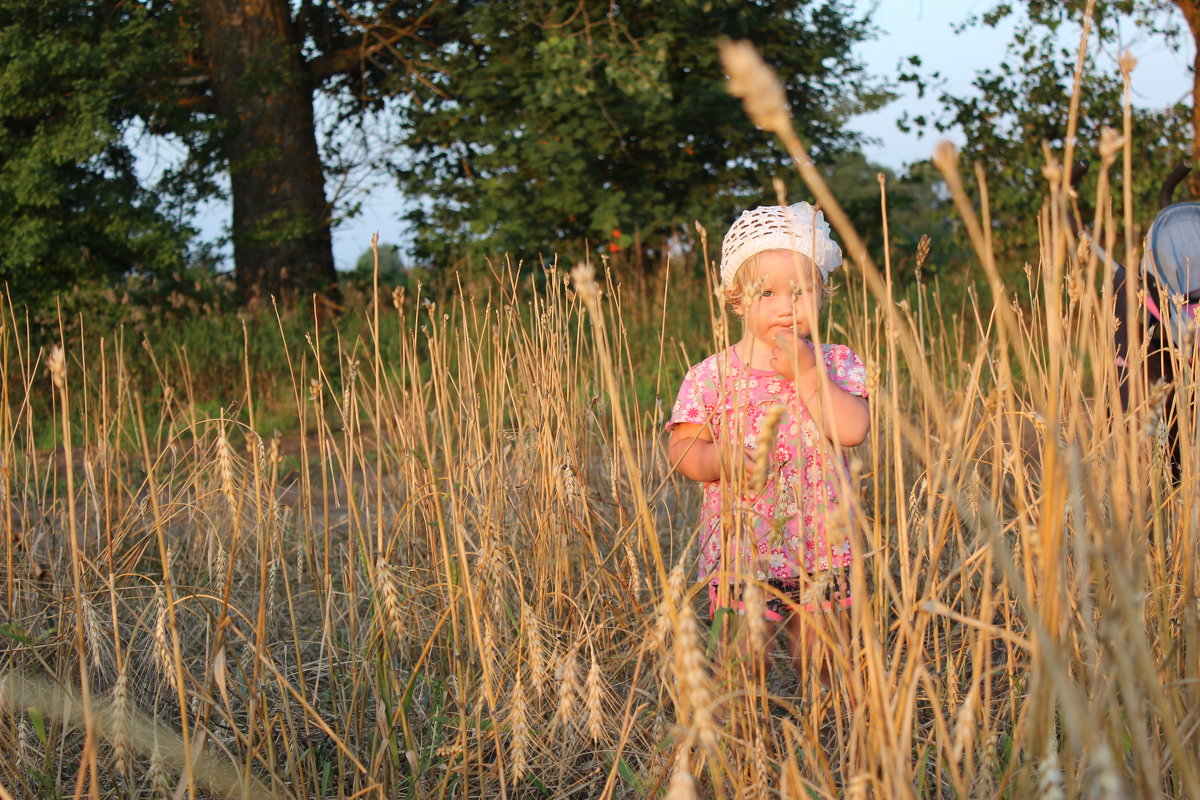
top-left (2, 47), bottom-right (1199, 800)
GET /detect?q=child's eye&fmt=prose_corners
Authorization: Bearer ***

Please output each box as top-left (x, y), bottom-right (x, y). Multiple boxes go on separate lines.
top-left (761, 290), bottom-right (774, 298)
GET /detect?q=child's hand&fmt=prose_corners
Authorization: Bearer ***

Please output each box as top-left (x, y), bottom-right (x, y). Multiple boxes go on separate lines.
top-left (770, 331), bottom-right (817, 381)
top-left (721, 442), bottom-right (757, 477)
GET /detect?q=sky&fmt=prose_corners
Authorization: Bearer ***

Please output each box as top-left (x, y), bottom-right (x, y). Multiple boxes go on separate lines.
top-left (182, 0), bottom-right (1195, 270)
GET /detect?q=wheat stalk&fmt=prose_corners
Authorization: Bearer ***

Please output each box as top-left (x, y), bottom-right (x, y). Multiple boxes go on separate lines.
top-left (215, 419), bottom-right (237, 512)
top-left (846, 773), bottom-right (870, 800)
top-left (152, 585), bottom-right (177, 694)
top-left (950, 682), bottom-right (979, 766)
top-left (110, 666), bottom-right (132, 780)
top-left (624, 543), bottom-right (642, 596)
top-left (750, 731), bottom-right (769, 799)
top-left (665, 747), bottom-right (698, 800)
top-left (507, 669), bottom-right (530, 783)
top-left (17, 717), bottom-right (34, 769)
top-left (553, 643), bottom-right (581, 733)
top-left (147, 736), bottom-right (172, 800)
top-left (79, 592), bottom-right (107, 672)
top-left (717, 39), bottom-right (791, 137)
top-left (741, 581), bottom-right (767, 659)
top-left (522, 602), bottom-right (548, 697)
top-left (375, 556), bottom-right (404, 642)
top-left (47, 345), bottom-right (66, 389)
top-left (584, 651), bottom-right (606, 744)
top-left (652, 564), bottom-right (685, 658)
top-left (1038, 744), bottom-right (1065, 800)
top-left (749, 403), bottom-right (784, 494)
top-left (672, 588), bottom-right (717, 753)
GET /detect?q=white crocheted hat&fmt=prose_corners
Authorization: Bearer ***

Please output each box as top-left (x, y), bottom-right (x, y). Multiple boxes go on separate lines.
top-left (719, 202), bottom-right (842, 289)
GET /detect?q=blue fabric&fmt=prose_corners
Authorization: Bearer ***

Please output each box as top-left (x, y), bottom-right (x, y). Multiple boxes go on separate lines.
top-left (1142, 201), bottom-right (1200, 344)
top-left (1143, 202), bottom-right (1200, 297)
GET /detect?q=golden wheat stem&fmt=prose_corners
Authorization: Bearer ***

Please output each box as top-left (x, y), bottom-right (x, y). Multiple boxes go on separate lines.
top-left (48, 342), bottom-right (102, 799)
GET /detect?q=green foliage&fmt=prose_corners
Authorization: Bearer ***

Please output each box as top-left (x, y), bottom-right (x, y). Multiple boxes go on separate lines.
top-left (905, 2), bottom-right (1192, 262)
top-left (976, 1), bottom-right (1184, 45)
top-left (346, 243), bottom-right (409, 291)
top-left (0, 0), bottom-right (895, 311)
top-left (400, 0), bottom-right (891, 267)
top-left (822, 152), bottom-right (965, 281)
top-left (36, 264), bottom-right (238, 345)
top-left (0, 0), bottom-right (441, 312)
top-left (0, 0), bottom-right (215, 311)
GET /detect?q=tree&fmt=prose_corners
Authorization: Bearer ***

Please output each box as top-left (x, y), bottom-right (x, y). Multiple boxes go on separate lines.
top-left (399, 0), bottom-right (889, 267)
top-left (0, 1), bottom-right (197, 310)
top-left (822, 152), bottom-right (962, 280)
top-left (982, 1), bottom-right (1199, 179)
top-left (2, 0), bottom-right (887, 307)
top-left (1177, 1), bottom-right (1200, 171)
top-left (191, 0), bottom-right (337, 302)
top-left (0, 0), bottom-right (443, 307)
top-left (1022, 1), bottom-right (1200, 179)
top-left (348, 243), bottom-right (409, 290)
top-left (905, 2), bottom-right (1192, 256)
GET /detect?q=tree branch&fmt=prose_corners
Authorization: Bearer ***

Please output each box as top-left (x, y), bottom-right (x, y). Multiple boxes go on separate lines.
top-left (293, 0), bottom-right (313, 37)
top-left (306, 1), bottom-right (444, 84)
top-left (307, 13), bottom-right (431, 84)
top-left (307, 30), bottom-right (407, 82)
top-left (174, 75), bottom-right (210, 88)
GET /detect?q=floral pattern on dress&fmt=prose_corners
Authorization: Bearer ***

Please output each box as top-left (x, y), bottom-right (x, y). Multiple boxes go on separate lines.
top-left (668, 344), bottom-right (868, 584)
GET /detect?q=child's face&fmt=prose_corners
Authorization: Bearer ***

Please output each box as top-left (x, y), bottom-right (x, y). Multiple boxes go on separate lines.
top-left (738, 249), bottom-right (824, 346)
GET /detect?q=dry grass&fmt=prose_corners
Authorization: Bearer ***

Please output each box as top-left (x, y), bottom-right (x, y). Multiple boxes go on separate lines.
top-left (1, 46), bottom-right (1199, 800)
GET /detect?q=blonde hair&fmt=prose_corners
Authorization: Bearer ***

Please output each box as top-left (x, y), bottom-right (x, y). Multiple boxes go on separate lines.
top-left (723, 250), bottom-right (835, 316)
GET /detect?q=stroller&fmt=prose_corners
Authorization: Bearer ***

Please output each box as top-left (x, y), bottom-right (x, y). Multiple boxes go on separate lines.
top-left (1102, 164), bottom-right (1200, 478)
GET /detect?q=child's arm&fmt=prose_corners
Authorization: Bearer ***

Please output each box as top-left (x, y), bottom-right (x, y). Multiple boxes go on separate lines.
top-left (796, 373), bottom-right (870, 447)
top-left (771, 336), bottom-right (870, 447)
top-left (668, 422), bottom-right (755, 482)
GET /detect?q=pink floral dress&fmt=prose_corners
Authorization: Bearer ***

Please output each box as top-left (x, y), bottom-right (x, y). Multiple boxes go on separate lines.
top-left (668, 344), bottom-right (868, 587)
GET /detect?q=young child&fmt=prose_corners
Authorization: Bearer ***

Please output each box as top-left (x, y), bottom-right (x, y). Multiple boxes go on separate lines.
top-left (667, 201), bottom-right (869, 679)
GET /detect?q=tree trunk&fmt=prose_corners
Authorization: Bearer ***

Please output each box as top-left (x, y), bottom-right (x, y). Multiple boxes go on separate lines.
top-left (1174, 0), bottom-right (1200, 195)
top-left (194, 0), bottom-right (337, 304)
